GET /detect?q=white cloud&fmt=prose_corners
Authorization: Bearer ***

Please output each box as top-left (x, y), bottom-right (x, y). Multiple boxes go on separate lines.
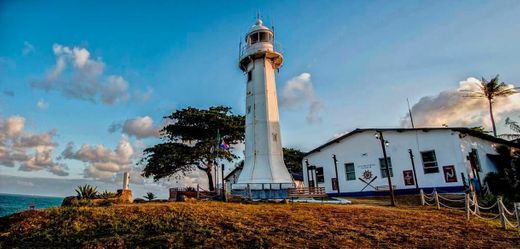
top-left (109, 116), bottom-right (164, 139)
top-left (280, 73), bottom-right (324, 123)
top-left (0, 116), bottom-right (67, 176)
top-left (60, 137), bottom-right (134, 181)
top-left (134, 87), bottom-right (154, 103)
top-left (29, 43), bottom-right (130, 105)
top-left (402, 77), bottom-right (520, 129)
top-left (22, 41), bottom-right (35, 55)
top-left (36, 99), bottom-right (49, 110)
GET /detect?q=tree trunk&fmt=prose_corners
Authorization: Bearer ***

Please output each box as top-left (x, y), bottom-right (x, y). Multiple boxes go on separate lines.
top-left (205, 164), bottom-right (215, 191)
top-left (489, 99), bottom-right (497, 137)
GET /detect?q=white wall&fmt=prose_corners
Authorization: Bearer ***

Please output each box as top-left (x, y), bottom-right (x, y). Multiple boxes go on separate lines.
top-left (302, 129), bottom-right (499, 195)
top-left (459, 134), bottom-right (499, 182)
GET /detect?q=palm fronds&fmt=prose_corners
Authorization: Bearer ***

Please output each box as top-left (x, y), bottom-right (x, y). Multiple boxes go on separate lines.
top-left (75, 184), bottom-right (98, 199)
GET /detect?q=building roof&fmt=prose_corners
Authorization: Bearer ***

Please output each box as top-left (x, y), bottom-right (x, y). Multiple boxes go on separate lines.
top-left (224, 164), bottom-right (243, 181)
top-left (304, 127), bottom-right (520, 157)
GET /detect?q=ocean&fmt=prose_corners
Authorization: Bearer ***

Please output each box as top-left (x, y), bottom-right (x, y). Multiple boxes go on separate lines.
top-left (0, 193), bottom-right (63, 217)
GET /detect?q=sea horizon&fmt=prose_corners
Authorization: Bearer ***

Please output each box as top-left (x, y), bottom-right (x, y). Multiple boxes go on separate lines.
top-left (0, 193), bottom-right (64, 217)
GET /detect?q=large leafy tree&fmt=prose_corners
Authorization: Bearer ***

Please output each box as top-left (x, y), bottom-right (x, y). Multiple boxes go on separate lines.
top-left (139, 106), bottom-right (245, 191)
top-left (283, 148), bottom-right (305, 174)
top-left (461, 75), bottom-right (518, 137)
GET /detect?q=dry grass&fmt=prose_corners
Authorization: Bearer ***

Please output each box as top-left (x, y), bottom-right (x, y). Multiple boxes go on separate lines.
top-left (0, 201), bottom-right (519, 248)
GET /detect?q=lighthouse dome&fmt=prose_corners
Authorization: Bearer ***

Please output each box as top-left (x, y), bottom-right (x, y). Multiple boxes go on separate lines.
top-left (248, 18), bottom-right (271, 33)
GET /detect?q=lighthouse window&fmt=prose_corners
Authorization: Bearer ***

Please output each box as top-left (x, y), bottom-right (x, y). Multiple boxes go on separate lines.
top-left (260, 32), bottom-right (269, 42)
top-left (247, 71), bottom-right (252, 82)
top-left (250, 33), bottom-right (259, 44)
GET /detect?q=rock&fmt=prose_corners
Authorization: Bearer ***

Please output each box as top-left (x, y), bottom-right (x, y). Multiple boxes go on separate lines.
top-left (61, 196), bottom-right (77, 207)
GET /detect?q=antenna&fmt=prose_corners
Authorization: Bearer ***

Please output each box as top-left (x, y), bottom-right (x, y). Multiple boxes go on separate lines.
top-left (407, 98), bottom-right (415, 128)
top-left (270, 15), bottom-right (275, 34)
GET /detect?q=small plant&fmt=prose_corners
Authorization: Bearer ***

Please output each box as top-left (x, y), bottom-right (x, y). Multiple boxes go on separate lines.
top-left (99, 199), bottom-right (114, 207)
top-left (70, 198), bottom-right (93, 207)
top-left (98, 190), bottom-right (117, 199)
top-left (75, 184), bottom-right (98, 199)
top-left (184, 186), bottom-right (196, 192)
top-left (144, 192), bottom-right (156, 201)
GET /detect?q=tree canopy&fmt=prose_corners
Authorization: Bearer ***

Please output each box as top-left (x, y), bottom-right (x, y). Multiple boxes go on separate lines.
top-left (282, 148), bottom-right (306, 174)
top-left (139, 106), bottom-right (245, 191)
top-left (484, 145), bottom-right (520, 204)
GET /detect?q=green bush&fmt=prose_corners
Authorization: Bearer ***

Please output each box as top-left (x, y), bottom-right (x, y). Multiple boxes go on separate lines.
top-left (75, 184), bottom-right (98, 199)
top-left (70, 198), bottom-right (93, 207)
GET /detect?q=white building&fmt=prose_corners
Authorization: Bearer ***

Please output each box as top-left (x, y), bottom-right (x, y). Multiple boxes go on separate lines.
top-left (302, 128), bottom-right (519, 196)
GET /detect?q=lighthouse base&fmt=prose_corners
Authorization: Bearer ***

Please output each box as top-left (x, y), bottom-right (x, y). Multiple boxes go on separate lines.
top-left (231, 183), bottom-right (295, 200)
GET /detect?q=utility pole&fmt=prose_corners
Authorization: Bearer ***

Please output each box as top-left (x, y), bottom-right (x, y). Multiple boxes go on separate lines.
top-left (376, 131), bottom-right (396, 206)
top-left (332, 154), bottom-right (340, 195)
top-left (221, 163), bottom-right (226, 202)
top-left (408, 149), bottom-right (420, 192)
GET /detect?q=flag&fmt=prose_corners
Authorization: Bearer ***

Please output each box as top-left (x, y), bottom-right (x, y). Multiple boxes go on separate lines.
top-left (220, 138), bottom-right (229, 150)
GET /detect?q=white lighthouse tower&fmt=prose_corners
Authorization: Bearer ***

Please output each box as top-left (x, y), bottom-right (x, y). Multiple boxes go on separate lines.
top-left (235, 17), bottom-right (294, 195)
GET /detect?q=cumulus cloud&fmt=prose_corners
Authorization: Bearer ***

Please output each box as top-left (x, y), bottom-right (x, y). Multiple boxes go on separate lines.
top-left (402, 77), bottom-right (520, 129)
top-left (134, 87), bottom-right (154, 103)
top-left (108, 116), bottom-right (164, 139)
top-left (36, 99), bottom-right (49, 110)
top-left (22, 41), bottom-right (35, 55)
top-left (29, 44), bottom-right (130, 105)
top-left (60, 137), bottom-right (134, 181)
top-left (0, 116), bottom-right (68, 176)
top-left (280, 73), bottom-right (324, 123)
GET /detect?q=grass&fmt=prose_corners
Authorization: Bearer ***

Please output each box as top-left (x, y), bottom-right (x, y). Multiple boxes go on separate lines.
top-left (0, 200), bottom-right (519, 248)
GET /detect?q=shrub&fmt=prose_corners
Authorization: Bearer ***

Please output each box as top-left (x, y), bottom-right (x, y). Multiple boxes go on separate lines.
top-left (70, 198), bottom-right (93, 207)
top-left (98, 190), bottom-right (117, 199)
top-left (75, 184), bottom-right (98, 199)
top-left (99, 199), bottom-right (114, 207)
top-left (484, 145), bottom-right (520, 205)
top-left (144, 192), bottom-right (156, 201)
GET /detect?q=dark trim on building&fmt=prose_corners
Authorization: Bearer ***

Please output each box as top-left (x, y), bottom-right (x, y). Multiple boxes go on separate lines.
top-left (327, 186), bottom-right (465, 197)
top-left (304, 127), bottom-right (519, 157)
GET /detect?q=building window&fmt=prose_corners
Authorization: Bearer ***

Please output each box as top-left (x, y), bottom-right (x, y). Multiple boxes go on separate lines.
top-left (421, 150), bottom-right (439, 174)
top-left (379, 157), bottom-right (393, 178)
top-left (345, 163), bottom-right (355, 181)
top-left (315, 167), bottom-right (324, 183)
top-left (247, 106), bottom-right (251, 114)
top-left (247, 71), bottom-right (252, 82)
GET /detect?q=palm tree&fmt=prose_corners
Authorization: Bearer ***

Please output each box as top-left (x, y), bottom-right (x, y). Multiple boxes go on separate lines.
top-left (461, 75), bottom-right (518, 137)
top-left (144, 192), bottom-right (156, 201)
top-left (499, 117), bottom-right (520, 141)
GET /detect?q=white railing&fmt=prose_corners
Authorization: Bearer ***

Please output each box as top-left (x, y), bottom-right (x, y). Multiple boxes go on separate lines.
top-left (420, 189), bottom-right (519, 230)
top-left (239, 41), bottom-right (283, 59)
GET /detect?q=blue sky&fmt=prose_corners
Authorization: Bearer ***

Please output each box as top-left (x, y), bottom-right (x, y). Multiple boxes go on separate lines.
top-left (1, 1), bottom-right (520, 197)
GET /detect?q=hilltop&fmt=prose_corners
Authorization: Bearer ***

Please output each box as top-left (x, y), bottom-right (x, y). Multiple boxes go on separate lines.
top-left (0, 201), bottom-right (518, 248)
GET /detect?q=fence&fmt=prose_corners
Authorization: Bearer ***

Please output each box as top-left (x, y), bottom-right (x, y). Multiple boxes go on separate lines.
top-left (420, 189), bottom-right (519, 230)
